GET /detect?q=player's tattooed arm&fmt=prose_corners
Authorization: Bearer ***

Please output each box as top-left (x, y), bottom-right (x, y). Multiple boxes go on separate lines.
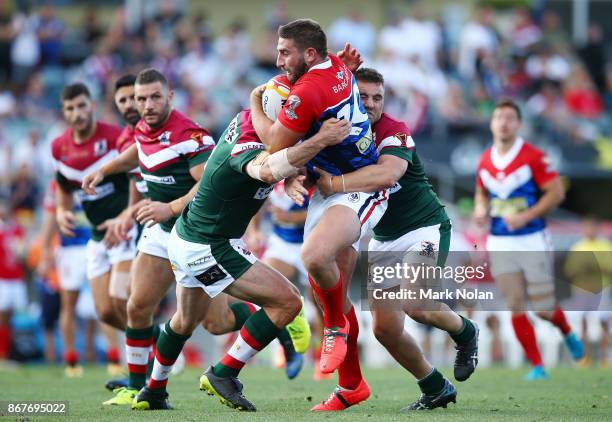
top-left (81, 144), bottom-right (139, 194)
top-left (315, 154), bottom-right (406, 197)
top-left (246, 119), bottom-right (350, 183)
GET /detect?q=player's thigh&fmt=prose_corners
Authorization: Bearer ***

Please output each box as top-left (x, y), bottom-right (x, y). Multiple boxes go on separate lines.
top-left (225, 261), bottom-right (300, 309)
top-left (303, 205), bottom-right (361, 260)
top-left (174, 283), bottom-right (211, 333)
top-left (130, 252), bottom-right (175, 308)
top-left (263, 257), bottom-right (297, 281)
top-left (89, 271), bottom-right (112, 308)
top-left (495, 272), bottom-right (526, 309)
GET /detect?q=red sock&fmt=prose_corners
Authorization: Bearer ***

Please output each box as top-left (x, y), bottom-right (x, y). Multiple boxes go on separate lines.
top-left (309, 274), bottom-right (345, 328)
top-left (511, 314), bottom-right (543, 366)
top-left (338, 306), bottom-right (362, 390)
top-left (64, 349), bottom-right (79, 366)
top-left (550, 306), bottom-right (571, 336)
top-left (0, 324), bottom-right (10, 359)
top-left (107, 347), bottom-right (120, 364)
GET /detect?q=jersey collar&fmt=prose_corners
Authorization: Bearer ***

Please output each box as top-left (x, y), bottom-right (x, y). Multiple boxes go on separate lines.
top-left (491, 137), bottom-right (524, 170)
top-left (308, 58), bottom-right (332, 72)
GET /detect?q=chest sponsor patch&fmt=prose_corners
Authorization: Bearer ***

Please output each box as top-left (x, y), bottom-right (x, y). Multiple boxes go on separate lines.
top-left (254, 185), bottom-right (274, 200)
top-left (76, 182), bottom-right (115, 202)
top-left (141, 173), bottom-right (177, 185)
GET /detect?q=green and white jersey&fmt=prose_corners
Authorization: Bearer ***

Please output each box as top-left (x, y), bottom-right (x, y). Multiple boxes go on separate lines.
top-left (176, 110), bottom-right (273, 242)
top-left (134, 110), bottom-right (214, 232)
top-left (371, 113), bottom-right (448, 241)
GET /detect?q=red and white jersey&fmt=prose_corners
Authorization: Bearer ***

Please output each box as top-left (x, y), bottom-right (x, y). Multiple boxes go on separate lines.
top-left (476, 137), bottom-right (557, 236)
top-left (51, 121), bottom-right (123, 186)
top-left (0, 219), bottom-right (25, 280)
top-left (117, 124), bottom-right (147, 194)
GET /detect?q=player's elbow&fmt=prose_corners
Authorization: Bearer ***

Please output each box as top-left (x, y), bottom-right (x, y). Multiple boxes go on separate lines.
top-left (552, 182), bottom-right (566, 205)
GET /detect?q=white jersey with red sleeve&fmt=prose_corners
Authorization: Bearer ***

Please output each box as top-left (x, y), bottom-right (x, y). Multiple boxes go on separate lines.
top-left (476, 138), bottom-right (557, 236)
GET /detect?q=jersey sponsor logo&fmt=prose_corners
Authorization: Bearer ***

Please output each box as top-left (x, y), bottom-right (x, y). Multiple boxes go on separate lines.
top-left (224, 116), bottom-right (239, 143)
top-left (419, 240), bottom-right (436, 259)
top-left (231, 141), bottom-right (265, 156)
top-left (195, 264), bottom-right (227, 286)
top-left (254, 185), bottom-right (274, 200)
top-left (93, 139), bottom-right (108, 157)
top-left (159, 131), bottom-right (172, 146)
top-left (76, 182), bottom-right (115, 202)
top-left (187, 255), bottom-right (213, 267)
top-left (141, 173), bottom-right (177, 185)
top-left (190, 131), bottom-right (203, 141)
top-left (355, 130), bottom-right (373, 154)
top-left (347, 192), bottom-right (360, 203)
top-left (389, 182), bottom-right (402, 194)
top-left (285, 95), bottom-right (301, 120)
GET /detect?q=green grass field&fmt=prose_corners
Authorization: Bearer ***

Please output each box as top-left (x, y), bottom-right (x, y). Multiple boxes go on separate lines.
top-left (1, 364), bottom-right (610, 421)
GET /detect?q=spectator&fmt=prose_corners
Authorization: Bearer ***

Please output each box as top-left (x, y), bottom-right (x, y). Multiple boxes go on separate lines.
top-left (509, 7), bottom-right (541, 53)
top-left (525, 44), bottom-right (571, 85)
top-left (35, 3), bottom-right (64, 66)
top-left (578, 24), bottom-right (607, 92)
top-left (0, 199), bottom-right (27, 361)
top-left (563, 66), bottom-right (604, 120)
top-left (0, 0), bottom-right (14, 84)
top-left (11, 4), bottom-right (39, 86)
top-left (328, 10), bottom-right (376, 62)
top-left (457, 5), bottom-right (498, 80)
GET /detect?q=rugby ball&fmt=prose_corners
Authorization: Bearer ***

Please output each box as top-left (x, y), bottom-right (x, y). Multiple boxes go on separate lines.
top-left (262, 74), bottom-right (291, 121)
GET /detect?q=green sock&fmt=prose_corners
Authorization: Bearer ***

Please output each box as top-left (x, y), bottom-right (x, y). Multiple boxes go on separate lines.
top-left (213, 309), bottom-right (281, 378)
top-left (149, 321), bottom-right (191, 392)
top-left (229, 302), bottom-right (256, 331)
top-left (450, 316), bottom-right (476, 345)
top-left (418, 368), bottom-right (445, 395)
top-left (146, 325), bottom-right (163, 378)
top-left (126, 325), bottom-right (153, 390)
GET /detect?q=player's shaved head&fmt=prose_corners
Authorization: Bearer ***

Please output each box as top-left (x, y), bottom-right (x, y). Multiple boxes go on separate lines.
top-left (278, 19), bottom-right (327, 57)
top-left (136, 68), bottom-right (169, 88)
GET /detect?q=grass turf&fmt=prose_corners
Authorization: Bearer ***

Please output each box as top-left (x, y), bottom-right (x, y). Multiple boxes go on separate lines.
top-left (1, 364), bottom-right (610, 421)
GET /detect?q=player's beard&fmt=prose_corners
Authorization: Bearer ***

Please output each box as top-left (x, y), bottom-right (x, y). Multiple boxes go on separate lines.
top-left (287, 59), bottom-right (309, 84)
top-left (74, 115), bottom-right (94, 139)
top-left (146, 103), bottom-right (171, 129)
top-left (123, 108), bottom-right (140, 126)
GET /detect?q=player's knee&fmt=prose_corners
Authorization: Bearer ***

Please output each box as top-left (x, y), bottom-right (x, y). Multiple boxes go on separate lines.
top-left (171, 313), bottom-right (197, 336)
top-left (405, 308), bottom-right (427, 323)
top-left (201, 314), bottom-right (230, 335)
top-left (373, 322), bottom-right (401, 346)
top-left (96, 304), bottom-right (117, 325)
top-left (127, 297), bottom-right (152, 325)
top-left (301, 244), bottom-right (333, 275)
